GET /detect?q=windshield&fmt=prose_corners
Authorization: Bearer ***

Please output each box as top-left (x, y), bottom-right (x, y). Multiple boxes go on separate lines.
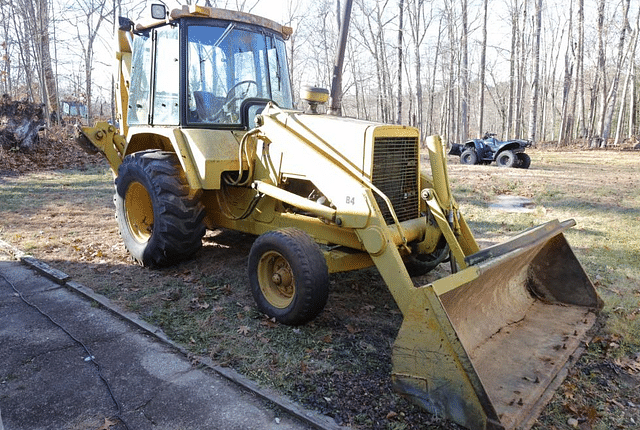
top-left (186, 24), bottom-right (292, 126)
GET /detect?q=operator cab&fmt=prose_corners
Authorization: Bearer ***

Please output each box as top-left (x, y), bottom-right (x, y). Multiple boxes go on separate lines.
top-left (126, 4), bottom-right (293, 130)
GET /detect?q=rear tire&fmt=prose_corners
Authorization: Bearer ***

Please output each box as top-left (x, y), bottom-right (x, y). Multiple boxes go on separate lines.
top-left (114, 150), bottom-right (206, 267)
top-left (516, 152), bottom-right (531, 169)
top-left (248, 228), bottom-right (329, 325)
top-left (460, 148), bottom-right (478, 165)
top-left (496, 150), bottom-right (516, 167)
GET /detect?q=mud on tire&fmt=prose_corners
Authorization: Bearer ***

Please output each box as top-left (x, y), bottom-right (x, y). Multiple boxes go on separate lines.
top-left (114, 150), bottom-right (206, 267)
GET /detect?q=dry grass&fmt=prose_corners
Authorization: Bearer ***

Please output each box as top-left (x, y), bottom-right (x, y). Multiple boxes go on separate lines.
top-left (446, 149), bottom-right (640, 430)
top-left (1, 147), bottom-right (640, 429)
top-left (447, 149), bottom-right (640, 354)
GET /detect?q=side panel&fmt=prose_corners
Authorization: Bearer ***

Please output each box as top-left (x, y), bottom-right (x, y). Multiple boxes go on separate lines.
top-left (178, 129), bottom-right (242, 189)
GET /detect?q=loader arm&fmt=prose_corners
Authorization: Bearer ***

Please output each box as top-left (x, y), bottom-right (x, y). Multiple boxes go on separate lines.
top-left (251, 114), bottom-right (602, 429)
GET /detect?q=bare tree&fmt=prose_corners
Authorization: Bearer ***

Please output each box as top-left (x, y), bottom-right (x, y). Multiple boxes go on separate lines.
top-left (282, 0), bottom-right (308, 102)
top-left (601, 0), bottom-right (631, 144)
top-left (614, 9), bottom-right (640, 146)
top-left (443, 0), bottom-right (459, 144)
top-left (396, 0), bottom-right (403, 124)
top-left (352, 0), bottom-right (394, 123)
top-left (11, 0), bottom-right (37, 102)
top-left (506, 0), bottom-right (519, 138)
top-left (1, 1), bottom-right (16, 97)
top-left (575, 0), bottom-right (586, 138)
top-left (67, 0), bottom-right (109, 122)
top-left (514, 0), bottom-right (528, 139)
top-left (406, 0), bottom-right (432, 139)
top-left (557, 0), bottom-right (574, 146)
top-left (527, 0), bottom-right (542, 143)
top-left (427, 14), bottom-right (443, 136)
top-left (477, 0), bottom-right (488, 138)
top-left (460, 0), bottom-right (468, 140)
top-left (38, 0), bottom-right (59, 123)
top-left (590, 0), bottom-right (606, 146)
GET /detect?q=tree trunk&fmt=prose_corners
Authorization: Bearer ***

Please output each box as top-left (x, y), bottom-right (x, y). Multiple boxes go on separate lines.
top-left (0, 5), bottom-right (13, 96)
top-left (507, 0), bottom-right (518, 138)
top-left (428, 15), bottom-right (443, 136)
top-left (460, 0), bottom-right (469, 140)
top-left (77, 0), bottom-right (107, 123)
top-left (396, 0), bottom-right (404, 124)
top-left (445, 0), bottom-right (457, 144)
top-left (406, 0), bottom-right (430, 139)
top-left (38, 0), bottom-right (58, 124)
top-left (558, 0), bottom-right (573, 146)
top-left (630, 61), bottom-right (636, 139)
top-left (576, 0), bottom-right (586, 138)
top-left (527, 0), bottom-right (542, 143)
top-left (11, 6), bottom-right (35, 102)
top-left (601, 0), bottom-right (631, 144)
top-left (614, 10), bottom-right (639, 146)
top-left (477, 0), bottom-right (488, 138)
top-left (593, 0), bottom-right (606, 146)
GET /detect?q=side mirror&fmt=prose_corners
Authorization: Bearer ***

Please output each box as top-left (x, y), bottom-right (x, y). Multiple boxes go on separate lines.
top-left (150, 3), bottom-right (167, 20)
top-left (118, 16), bottom-right (133, 31)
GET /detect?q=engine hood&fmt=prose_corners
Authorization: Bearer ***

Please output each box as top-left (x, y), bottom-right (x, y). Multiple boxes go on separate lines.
top-left (260, 106), bottom-right (420, 179)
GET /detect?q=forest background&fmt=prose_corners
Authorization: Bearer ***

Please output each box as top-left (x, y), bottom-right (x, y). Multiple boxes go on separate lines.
top-left (2, 0), bottom-right (640, 148)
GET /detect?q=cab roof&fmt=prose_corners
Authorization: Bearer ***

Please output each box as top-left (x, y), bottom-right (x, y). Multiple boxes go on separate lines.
top-left (134, 5), bottom-right (292, 40)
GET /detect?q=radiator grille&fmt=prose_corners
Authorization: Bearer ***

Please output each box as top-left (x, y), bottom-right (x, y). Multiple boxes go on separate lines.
top-left (371, 136), bottom-right (420, 225)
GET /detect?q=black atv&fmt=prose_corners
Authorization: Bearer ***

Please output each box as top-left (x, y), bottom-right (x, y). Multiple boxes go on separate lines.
top-left (452, 132), bottom-right (532, 168)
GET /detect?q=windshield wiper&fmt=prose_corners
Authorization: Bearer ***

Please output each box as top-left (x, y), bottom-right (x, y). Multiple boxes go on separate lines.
top-left (213, 23), bottom-right (235, 48)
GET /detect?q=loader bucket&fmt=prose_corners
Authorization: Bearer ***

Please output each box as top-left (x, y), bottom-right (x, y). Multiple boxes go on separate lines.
top-left (392, 219), bottom-right (602, 430)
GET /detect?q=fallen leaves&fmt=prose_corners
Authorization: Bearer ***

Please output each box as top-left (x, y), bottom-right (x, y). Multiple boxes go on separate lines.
top-left (613, 355), bottom-right (640, 373)
top-left (95, 417), bottom-right (118, 430)
top-left (260, 317), bottom-right (278, 329)
top-left (190, 297), bottom-right (210, 310)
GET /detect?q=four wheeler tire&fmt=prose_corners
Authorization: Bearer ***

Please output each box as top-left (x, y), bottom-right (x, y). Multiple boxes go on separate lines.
top-left (516, 152), bottom-right (531, 169)
top-left (248, 228), bottom-right (329, 325)
top-left (460, 148), bottom-right (478, 165)
top-left (496, 150), bottom-right (517, 167)
top-left (114, 150), bottom-right (206, 267)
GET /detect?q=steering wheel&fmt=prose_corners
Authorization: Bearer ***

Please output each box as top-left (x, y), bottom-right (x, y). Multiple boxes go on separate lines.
top-left (213, 80), bottom-right (258, 122)
top-left (226, 80), bottom-right (257, 102)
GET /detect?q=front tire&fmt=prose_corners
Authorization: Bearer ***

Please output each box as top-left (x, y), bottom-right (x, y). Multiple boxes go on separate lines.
top-left (460, 148), bottom-right (478, 165)
top-left (248, 228), bottom-right (329, 325)
top-left (496, 150), bottom-right (516, 167)
top-left (114, 150), bottom-right (206, 267)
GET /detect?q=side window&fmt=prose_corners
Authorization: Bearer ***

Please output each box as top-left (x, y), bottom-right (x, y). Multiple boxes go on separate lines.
top-left (128, 31), bottom-right (152, 125)
top-left (153, 25), bottom-right (180, 125)
top-left (267, 37), bottom-right (292, 108)
top-left (187, 25), bottom-right (227, 123)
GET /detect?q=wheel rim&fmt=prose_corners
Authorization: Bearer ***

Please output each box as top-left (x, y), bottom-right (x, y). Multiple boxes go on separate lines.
top-left (124, 182), bottom-right (154, 243)
top-left (257, 251), bottom-right (295, 309)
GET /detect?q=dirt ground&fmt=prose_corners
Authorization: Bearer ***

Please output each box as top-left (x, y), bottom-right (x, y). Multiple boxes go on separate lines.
top-left (1, 132), bottom-right (639, 430)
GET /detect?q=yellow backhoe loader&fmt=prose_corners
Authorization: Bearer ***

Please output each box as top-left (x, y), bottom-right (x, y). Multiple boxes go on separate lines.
top-left (77, 5), bottom-right (602, 430)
